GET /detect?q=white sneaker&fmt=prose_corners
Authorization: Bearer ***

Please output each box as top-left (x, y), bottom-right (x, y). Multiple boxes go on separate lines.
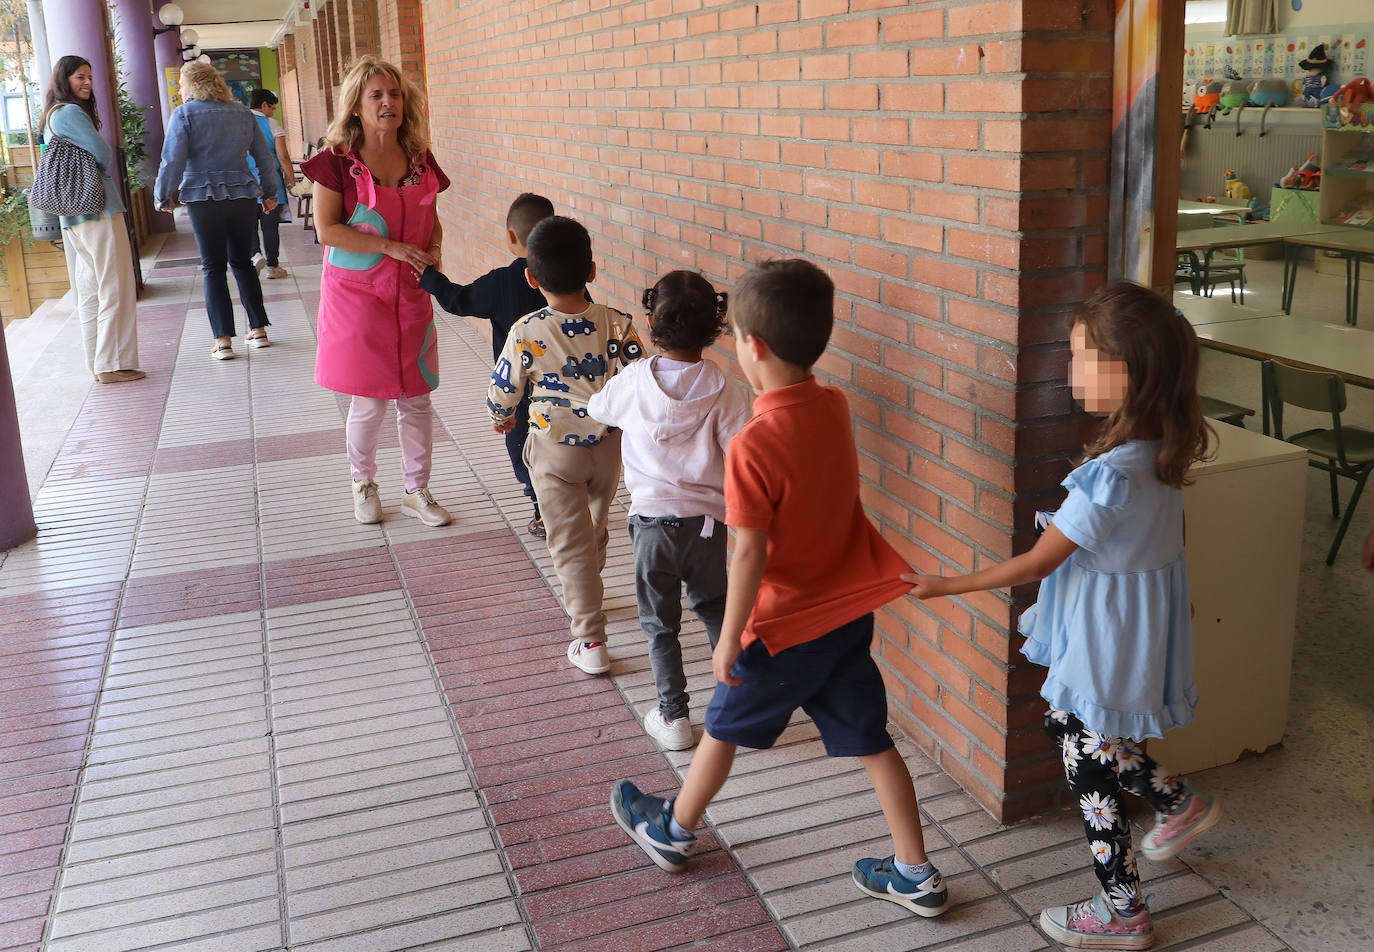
top-left (567, 638), bottom-right (610, 674)
top-left (251, 252), bottom-right (267, 274)
top-left (644, 708), bottom-right (694, 750)
top-left (352, 480), bottom-right (382, 524)
top-left (402, 488), bottom-right (451, 526)
top-left (265, 266), bottom-right (289, 279)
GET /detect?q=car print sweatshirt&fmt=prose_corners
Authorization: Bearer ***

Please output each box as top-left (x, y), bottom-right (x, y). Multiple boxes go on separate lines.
top-left (487, 302), bottom-right (644, 446)
top-left (587, 356), bottom-right (752, 522)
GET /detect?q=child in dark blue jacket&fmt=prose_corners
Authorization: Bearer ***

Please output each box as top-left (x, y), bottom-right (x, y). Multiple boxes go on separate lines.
top-left (420, 193), bottom-right (554, 536)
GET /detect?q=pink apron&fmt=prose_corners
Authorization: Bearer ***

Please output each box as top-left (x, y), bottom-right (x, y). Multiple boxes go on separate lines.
top-left (315, 153), bottom-right (439, 399)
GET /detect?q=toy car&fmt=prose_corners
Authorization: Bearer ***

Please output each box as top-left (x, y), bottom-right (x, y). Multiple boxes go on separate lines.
top-left (561, 317), bottom-right (596, 337)
top-left (491, 357), bottom-right (517, 394)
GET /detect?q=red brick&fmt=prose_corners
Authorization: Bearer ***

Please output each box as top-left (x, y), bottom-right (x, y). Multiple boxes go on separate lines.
top-left (947, 0), bottom-right (1020, 36)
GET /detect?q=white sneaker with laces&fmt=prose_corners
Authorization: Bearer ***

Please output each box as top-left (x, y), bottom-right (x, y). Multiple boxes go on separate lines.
top-left (402, 488), bottom-right (451, 526)
top-left (352, 480), bottom-right (382, 524)
top-left (251, 252), bottom-right (267, 274)
top-left (567, 638), bottom-right (610, 674)
top-left (644, 708), bottom-right (694, 750)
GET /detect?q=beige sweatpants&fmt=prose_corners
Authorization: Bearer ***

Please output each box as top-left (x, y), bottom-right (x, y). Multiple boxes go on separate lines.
top-left (525, 432), bottom-right (623, 644)
top-left (63, 212), bottom-right (140, 376)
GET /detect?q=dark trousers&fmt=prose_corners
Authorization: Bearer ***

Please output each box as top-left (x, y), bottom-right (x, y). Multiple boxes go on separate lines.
top-left (505, 396), bottom-right (536, 501)
top-left (1044, 710), bottom-right (1188, 914)
top-left (628, 514), bottom-right (726, 720)
top-left (251, 202), bottom-right (283, 266)
top-left (186, 198), bottom-right (270, 340)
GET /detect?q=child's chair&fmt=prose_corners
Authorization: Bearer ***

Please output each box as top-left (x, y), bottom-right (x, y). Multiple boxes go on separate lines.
top-left (1263, 360), bottom-right (1374, 564)
top-left (1198, 214), bottom-right (1248, 303)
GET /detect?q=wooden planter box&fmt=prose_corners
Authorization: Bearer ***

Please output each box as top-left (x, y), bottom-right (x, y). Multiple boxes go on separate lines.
top-left (1, 236), bottom-right (69, 324)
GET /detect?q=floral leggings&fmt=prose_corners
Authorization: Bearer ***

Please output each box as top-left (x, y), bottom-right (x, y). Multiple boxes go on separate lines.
top-left (1045, 709), bottom-right (1188, 914)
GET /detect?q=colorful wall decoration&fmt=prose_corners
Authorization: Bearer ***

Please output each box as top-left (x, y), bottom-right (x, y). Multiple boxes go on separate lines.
top-left (208, 49), bottom-right (263, 105)
top-left (1184, 25), bottom-right (1369, 88)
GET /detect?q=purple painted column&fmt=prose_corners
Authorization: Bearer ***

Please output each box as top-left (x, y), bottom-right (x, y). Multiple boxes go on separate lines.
top-left (0, 325), bottom-right (37, 551)
top-left (153, 4), bottom-right (181, 129)
top-left (41, 0), bottom-right (119, 147)
top-left (111, 0), bottom-right (173, 233)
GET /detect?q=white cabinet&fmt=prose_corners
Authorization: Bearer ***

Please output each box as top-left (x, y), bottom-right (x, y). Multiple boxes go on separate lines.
top-left (1147, 424), bottom-right (1308, 775)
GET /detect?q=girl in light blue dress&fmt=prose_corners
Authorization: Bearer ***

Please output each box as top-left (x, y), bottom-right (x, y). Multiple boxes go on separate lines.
top-left (908, 282), bottom-right (1220, 951)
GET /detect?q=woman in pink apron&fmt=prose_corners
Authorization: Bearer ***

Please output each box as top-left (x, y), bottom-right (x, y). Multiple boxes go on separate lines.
top-left (302, 56), bottom-right (452, 527)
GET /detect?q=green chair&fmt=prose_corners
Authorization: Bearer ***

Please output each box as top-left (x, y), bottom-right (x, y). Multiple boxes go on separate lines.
top-left (1263, 360), bottom-right (1374, 565)
top-left (1199, 395), bottom-right (1255, 427)
top-left (1199, 215), bottom-right (1247, 304)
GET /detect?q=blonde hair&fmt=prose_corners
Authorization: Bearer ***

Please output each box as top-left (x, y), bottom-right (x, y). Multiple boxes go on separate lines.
top-left (179, 62), bottom-right (233, 102)
top-left (324, 56), bottom-right (429, 164)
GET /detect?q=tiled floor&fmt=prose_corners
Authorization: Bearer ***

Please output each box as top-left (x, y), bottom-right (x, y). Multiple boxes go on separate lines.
top-left (4, 224), bottom-right (1361, 951)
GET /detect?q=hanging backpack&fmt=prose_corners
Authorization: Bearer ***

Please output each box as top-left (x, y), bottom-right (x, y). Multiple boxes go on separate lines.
top-left (28, 136), bottom-right (105, 217)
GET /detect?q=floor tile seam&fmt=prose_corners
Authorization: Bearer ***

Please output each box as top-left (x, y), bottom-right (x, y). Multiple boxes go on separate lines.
top-left (50, 861), bottom-right (281, 918)
top-left (74, 772), bottom-right (273, 814)
top-left (63, 796), bottom-right (274, 849)
top-left (280, 826), bottom-right (498, 878)
top-left (276, 767), bottom-right (475, 816)
top-left (43, 892), bottom-right (280, 944)
top-left (280, 858), bottom-right (504, 911)
top-left (279, 795), bottom-right (487, 847)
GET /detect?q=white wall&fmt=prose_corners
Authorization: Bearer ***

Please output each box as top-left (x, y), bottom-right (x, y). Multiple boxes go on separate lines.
top-left (1185, 0), bottom-right (1373, 33)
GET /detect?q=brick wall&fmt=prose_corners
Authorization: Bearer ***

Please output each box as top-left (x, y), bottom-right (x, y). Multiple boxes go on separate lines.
top-left (284, 0), bottom-right (1116, 821)
top-left (377, 0), bottom-right (426, 90)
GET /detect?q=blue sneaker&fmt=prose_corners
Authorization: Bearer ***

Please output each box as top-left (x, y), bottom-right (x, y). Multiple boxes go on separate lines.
top-left (852, 855), bottom-right (950, 917)
top-left (610, 780), bottom-right (696, 873)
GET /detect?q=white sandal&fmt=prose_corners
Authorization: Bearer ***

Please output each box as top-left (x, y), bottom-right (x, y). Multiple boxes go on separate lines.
top-left (247, 332), bottom-right (271, 349)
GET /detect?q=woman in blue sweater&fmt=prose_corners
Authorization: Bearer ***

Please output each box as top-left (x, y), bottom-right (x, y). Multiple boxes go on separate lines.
top-left (154, 61), bottom-right (278, 360)
top-left (41, 55), bottom-right (143, 384)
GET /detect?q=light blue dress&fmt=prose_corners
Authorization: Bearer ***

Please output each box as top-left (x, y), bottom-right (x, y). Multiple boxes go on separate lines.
top-left (1019, 441), bottom-right (1197, 741)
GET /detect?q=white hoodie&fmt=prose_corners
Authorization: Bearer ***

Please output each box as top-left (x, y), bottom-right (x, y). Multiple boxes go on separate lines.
top-left (587, 355), bottom-right (752, 521)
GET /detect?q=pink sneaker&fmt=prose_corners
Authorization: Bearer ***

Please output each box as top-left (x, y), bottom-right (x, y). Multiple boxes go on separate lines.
top-left (1140, 790), bottom-right (1222, 861)
top-left (1040, 893), bottom-right (1153, 950)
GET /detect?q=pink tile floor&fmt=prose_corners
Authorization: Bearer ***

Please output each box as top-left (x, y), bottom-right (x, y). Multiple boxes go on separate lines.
top-left (0, 222), bottom-right (1296, 951)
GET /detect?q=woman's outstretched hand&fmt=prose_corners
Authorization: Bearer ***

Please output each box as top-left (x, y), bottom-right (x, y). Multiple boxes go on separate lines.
top-left (902, 572), bottom-right (950, 600)
top-left (385, 240), bottom-right (437, 276)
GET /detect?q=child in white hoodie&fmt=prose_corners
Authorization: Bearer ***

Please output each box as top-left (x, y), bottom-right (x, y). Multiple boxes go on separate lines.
top-left (588, 272), bottom-right (751, 750)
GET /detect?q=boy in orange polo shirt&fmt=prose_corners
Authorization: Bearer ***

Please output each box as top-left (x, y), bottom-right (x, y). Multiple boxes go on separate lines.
top-left (610, 259), bottom-right (949, 918)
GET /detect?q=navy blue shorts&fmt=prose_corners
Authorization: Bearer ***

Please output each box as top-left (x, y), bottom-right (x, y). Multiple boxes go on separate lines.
top-left (704, 613), bottom-right (893, 757)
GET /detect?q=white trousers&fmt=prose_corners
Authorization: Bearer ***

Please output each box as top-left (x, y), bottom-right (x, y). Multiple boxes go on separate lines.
top-left (62, 213), bottom-right (140, 375)
top-left (346, 393), bottom-right (434, 492)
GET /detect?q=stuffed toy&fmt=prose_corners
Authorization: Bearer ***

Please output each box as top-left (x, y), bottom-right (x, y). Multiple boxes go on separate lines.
top-left (1334, 78), bottom-right (1374, 126)
top-left (1194, 78), bottom-right (1225, 113)
top-left (1224, 170), bottom-right (1252, 201)
top-left (1279, 153), bottom-right (1321, 190)
top-left (1295, 44), bottom-right (1331, 107)
top-left (1249, 78), bottom-right (1290, 107)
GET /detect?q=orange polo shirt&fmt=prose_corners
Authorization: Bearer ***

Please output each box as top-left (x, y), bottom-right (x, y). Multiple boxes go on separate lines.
top-left (724, 376), bottom-right (912, 654)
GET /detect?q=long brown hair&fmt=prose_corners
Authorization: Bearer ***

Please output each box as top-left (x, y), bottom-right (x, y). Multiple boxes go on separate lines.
top-left (40, 55), bottom-right (98, 133)
top-left (324, 56), bottom-right (429, 165)
top-left (1075, 282), bottom-right (1212, 488)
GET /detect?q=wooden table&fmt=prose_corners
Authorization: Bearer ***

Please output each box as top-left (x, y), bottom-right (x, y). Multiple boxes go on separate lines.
top-left (1195, 314), bottom-right (1374, 431)
top-left (1175, 296), bottom-right (1282, 326)
top-left (1279, 226), bottom-right (1374, 325)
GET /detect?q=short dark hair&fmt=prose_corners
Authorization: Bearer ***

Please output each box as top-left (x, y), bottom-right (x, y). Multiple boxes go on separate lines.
top-left (507, 193), bottom-right (556, 244)
top-left (642, 271), bottom-right (727, 352)
top-left (730, 259), bottom-right (833, 369)
top-left (250, 88), bottom-right (278, 109)
top-left (525, 216), bottom-right (593, 295)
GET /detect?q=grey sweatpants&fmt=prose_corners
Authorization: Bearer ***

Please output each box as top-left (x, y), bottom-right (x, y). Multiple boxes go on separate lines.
top-left (628, 514), bottom-right (727, 720)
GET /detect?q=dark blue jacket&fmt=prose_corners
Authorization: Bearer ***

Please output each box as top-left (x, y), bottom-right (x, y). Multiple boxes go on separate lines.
top-left (421, 258), bottom-right (547, 363)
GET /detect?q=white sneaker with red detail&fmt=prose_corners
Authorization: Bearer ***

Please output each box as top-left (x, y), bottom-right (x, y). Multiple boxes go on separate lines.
top-left (567, 638), bottom-right (610, 674)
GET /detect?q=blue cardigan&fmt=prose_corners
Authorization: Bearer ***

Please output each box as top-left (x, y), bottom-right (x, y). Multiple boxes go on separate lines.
top-left (154, 99), bottom-right (275, 209)
top-left (45, 104), bottom-right (125, 230)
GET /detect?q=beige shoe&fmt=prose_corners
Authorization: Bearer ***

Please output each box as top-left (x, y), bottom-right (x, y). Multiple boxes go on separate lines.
top-left (95, 369), bottom-right (147, 383)
top-left (352, 480), bottom-right (382, 524)
top-left (246, 331), bottom-right (271, 349)
top-left (265, 266), bottom-right (289, 279)
top-left (401, 488), bottom-right (451, 526)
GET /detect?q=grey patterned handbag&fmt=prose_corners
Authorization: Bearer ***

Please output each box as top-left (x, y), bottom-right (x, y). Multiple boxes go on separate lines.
top-left (28, 135), bottom-right (105, 217)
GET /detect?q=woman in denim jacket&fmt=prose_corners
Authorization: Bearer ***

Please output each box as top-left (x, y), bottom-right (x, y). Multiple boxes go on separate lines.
top-left (41, 55), bottom-right (143, 384)
top-left (154, 62), bottom-right (278, 359)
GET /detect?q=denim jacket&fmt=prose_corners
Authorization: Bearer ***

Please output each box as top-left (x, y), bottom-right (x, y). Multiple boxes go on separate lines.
top-left (154, 99), bottom-right (275, 208)
top-left (45, 104), bottom-right (126, 230)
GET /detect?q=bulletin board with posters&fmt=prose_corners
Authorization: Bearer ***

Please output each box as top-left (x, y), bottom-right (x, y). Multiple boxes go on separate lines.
top-left (208, 49), bottom-right (263, 106)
